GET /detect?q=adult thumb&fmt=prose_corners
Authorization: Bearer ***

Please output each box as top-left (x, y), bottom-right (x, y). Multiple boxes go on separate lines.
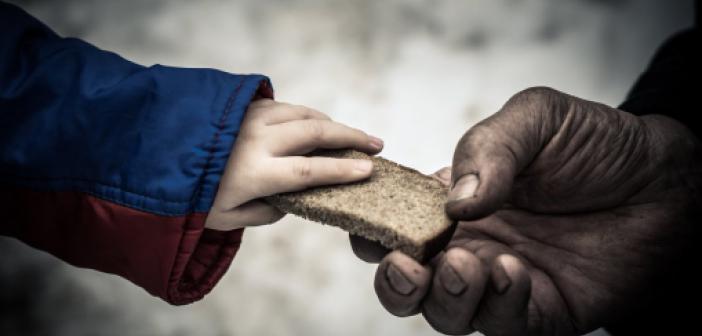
top-left (446, 87), bottom-right (568, 220)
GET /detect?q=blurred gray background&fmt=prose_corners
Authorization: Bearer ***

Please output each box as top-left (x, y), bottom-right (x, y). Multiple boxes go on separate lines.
top-left (0, 0), bottom-right (695, 335)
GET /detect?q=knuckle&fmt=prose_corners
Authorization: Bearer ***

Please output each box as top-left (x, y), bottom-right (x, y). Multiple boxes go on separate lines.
top-left (505, 86), bottom-right (568, 117)
top-left (305, 119), bottom-right (326, 141)
top-left (292, 159), bottom-right (313, 182)
top-left (316, 110), bottom-right (332, 120)
top-left (287, 104), bottom-right (311, 116)
top-left (247, 101), bottom-right (271, 118)
top-left (307, 107), bottom-right (331, 120)
top-left (457, 122), bottom-right (496, 155)
top-left (291, 104), bottom-right (309, 113)
top-left (511, 86), bottom-right (558, 103)
top-left (507, 87), bottom-right (572, 132)
top-left (276, 101), bottom-right (293, 109)
top-left (291, 104), bottom-right (331, 121)
top-left (465, 122), bottom-right (493, 139)
top-left (270, 102), bottom-right (294, 115)
top-left (250, 98), bottom-right (274, 109)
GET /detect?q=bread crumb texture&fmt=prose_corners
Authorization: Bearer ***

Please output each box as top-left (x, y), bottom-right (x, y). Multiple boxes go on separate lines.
top-left (266, 150), bottom-right (454, 260)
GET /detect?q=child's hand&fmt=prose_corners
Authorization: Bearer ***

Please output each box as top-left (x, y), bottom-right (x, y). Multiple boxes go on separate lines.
top-left (205, 99), bottom-right (383, 231)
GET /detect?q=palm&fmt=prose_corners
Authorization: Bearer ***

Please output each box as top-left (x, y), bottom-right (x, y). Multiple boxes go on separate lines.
top-left (450, 200), bottom-right (679, 334)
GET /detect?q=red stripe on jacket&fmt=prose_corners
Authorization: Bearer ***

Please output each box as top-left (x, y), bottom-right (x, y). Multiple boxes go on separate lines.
top-left (1, 188), bottom-right (243, 305)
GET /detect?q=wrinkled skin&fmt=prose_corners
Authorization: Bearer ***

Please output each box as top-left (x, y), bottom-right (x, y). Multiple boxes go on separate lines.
top-left (350, 87), bottom-right (701, 335)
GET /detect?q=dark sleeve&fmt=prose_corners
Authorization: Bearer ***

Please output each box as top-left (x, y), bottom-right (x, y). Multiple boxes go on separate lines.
top-left (607, 13), bottom-right (700, 334)
top-left (618, 28), bottom-right (701, 136)
top-left (0, 2), bottom-right (273, 304)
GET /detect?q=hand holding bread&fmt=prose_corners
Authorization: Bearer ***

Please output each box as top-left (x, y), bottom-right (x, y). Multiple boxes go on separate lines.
top-left (205, 99), bottom-right (383, 231)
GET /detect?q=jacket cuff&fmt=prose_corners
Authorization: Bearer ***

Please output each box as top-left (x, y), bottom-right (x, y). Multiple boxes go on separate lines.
top-left (165, 75), bottom-right (273, 304)
top-left (166, 215), bottom-right (244, 305)
top-left (165, 76), bottom-right (272, 304)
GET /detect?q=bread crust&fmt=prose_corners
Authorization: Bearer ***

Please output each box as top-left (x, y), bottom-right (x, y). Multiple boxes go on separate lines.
top-left (265, 150), bottom-right (456, 261)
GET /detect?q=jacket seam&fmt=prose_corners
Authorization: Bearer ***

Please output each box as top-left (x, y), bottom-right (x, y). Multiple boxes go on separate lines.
top-left (189, 77), bottom-right (246, 211)
top-left (0, 184), bottom-right (196, 217)
top-left (0, 175), bottom-right (195, 203)
top-left (167, 78), bottom-right (247, 303)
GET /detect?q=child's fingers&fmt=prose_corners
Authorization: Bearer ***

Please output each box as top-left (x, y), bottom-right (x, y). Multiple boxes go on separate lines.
top-left (266, 156), bottom-right (373, 193)
top-left (267, 119), bottom-right (383, 156)
top-left (254, 102), bottom-right (331, 125)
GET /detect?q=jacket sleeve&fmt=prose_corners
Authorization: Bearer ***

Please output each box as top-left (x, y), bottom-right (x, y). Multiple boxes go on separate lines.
top-left (607, 26), bottom-right (700, 335)
top-left (618, 28), bottom-right (700, 136)
top-left (0, 2), bottom-right (272, 305)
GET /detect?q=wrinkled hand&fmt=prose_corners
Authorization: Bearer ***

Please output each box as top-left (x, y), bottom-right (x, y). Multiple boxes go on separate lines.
top-left (351, 87), bottom-right (701, 335)
top-left (206, 99), bottom-right (383, 230)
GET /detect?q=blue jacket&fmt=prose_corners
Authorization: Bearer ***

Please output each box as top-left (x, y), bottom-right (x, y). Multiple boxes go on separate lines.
top-left (0, 2), bottom-right (272, 304)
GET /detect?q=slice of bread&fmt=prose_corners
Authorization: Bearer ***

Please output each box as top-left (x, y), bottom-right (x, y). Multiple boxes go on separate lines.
top-left (265, 149), bottom-right (456, 262)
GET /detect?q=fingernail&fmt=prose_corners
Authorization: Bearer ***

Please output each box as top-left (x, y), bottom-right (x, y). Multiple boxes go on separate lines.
top-left (386, 264), bottom-right (416, 295)
top-left (492, 258), bottom-right (512, 294)
top-left (355, 159), bottom-right (373, 173)
top-left (449, 174), bottom-right (479, 202)
top-left (439, 263), bottom-right (467, 295)
top-left (369, 135), bottom-right (384, 151)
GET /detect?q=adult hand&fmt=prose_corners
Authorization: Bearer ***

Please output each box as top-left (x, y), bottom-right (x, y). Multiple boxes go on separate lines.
top-left (351, 87), bottom-right (701, 335)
